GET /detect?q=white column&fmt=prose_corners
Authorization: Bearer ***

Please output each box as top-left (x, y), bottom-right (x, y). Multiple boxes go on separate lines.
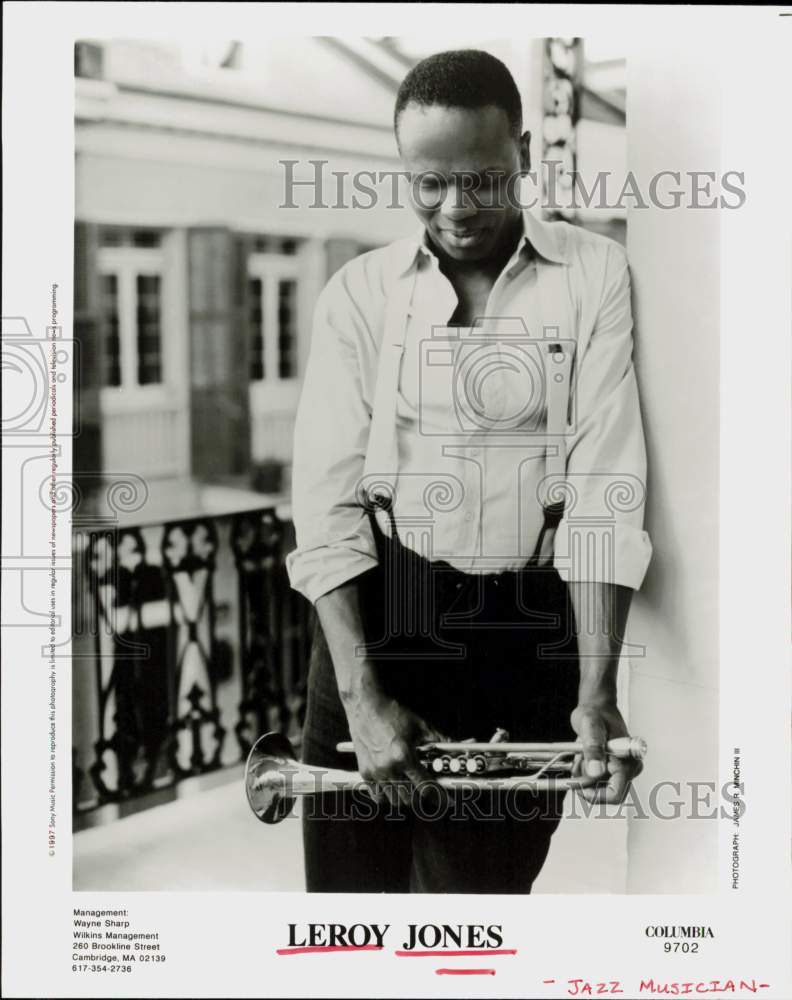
top-left (625, 40), bottom-right (720, 893)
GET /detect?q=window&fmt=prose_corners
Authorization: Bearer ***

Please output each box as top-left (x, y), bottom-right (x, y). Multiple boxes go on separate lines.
top-left (99, 273), bottom-right (121, 387)
top-left (136, 274), bottom-right (163, 385)
top-left (249, 277), bottom-right (265, 381)
top-left (98, 239), bottom-right (166, 391)
top-left (277, 279), bottom-right (297, 379)
top-left (99, 227), bottom-right (163, 249)
top-left (247, 248), bottom-right (302, 384)
top-left (251, 235), bottom-right (298, 256)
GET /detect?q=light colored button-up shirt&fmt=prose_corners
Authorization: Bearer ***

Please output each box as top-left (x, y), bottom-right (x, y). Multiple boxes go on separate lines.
top-left (287, 211), bottom-right (652, 605)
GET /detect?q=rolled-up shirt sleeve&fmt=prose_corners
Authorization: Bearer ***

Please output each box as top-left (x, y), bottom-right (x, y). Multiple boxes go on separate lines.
top-left (553, 242), bottom-right (653, 590)
top-left (285, 269), bottom-right (379, 604)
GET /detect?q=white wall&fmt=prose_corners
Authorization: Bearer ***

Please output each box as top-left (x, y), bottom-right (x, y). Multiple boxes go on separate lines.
top-left (625, 41), bottom-right (720, 892)
top-left (76, 131), bottom-right (415, 244)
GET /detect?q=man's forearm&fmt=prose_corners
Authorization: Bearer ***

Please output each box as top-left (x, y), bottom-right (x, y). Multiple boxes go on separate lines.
top-left (314, 577), bottom-right (438, 798)
top-left (314, 578), bottom-right (382, 706)
top-left (568, 582), bottom-right (633, 704)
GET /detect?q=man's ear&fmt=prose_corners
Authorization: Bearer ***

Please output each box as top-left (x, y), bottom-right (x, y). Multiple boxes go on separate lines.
top-left (518, 131), bottom-right (531, 174)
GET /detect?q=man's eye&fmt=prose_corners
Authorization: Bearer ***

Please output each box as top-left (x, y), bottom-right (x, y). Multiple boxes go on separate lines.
top-left (411, 175), bottom-right (446, 207)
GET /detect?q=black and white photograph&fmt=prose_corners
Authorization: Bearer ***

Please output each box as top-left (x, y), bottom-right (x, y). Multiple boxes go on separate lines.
top-left (68, 30), bottom-right (715, 897)
top-left (2, 4), bottom-right (790, 998)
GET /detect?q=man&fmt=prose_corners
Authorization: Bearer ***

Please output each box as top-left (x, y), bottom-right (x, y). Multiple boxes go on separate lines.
top-left (286, 49), bottom-right (652, 893)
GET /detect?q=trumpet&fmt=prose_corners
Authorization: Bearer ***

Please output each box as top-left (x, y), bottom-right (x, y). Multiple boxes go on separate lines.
top-left (245, 731), bottom-right (647, 824)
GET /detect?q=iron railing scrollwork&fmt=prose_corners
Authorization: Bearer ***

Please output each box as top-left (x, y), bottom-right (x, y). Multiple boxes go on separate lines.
top-left (161, 518), bottom-right (226, 777)
top-left (73, 507), bottom-right (313, 819)
top-left (232, 509), bottom-right (287, 756)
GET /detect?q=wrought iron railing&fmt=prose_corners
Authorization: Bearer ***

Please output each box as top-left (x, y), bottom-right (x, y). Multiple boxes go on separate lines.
top-left (71, 506), bottom-right (313, 822)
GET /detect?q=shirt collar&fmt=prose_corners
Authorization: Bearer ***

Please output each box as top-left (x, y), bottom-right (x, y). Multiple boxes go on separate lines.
top-left (520, 210), bottom-right (569, 265)
top-left (394, 209), bottom-right (569, 277)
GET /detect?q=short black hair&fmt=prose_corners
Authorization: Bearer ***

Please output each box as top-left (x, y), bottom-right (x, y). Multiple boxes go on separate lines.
top-left (394, 49), bottom-right (523, 139)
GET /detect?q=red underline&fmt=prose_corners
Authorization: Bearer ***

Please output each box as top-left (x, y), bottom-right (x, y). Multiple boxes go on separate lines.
top-left (395, 948), bottom-right (517, 958)
top-left (276, 945), bottom-right (383, 955)
top-left (436, 968), bottom-right (496, 976)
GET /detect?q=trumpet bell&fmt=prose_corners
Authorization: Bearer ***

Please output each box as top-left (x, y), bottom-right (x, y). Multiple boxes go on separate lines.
top-left (245, 731), bottom-right (298, 824)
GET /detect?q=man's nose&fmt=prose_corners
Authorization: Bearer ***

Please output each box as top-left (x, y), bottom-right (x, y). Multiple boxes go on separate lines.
top-left (439, 182), bottom-right (479, 221)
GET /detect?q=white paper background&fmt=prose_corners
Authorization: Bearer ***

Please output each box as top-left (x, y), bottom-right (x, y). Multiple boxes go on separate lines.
top-left (2, 3), bottom-right (790, 998)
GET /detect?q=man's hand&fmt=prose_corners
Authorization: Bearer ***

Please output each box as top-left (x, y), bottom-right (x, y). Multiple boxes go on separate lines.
top-left (344, 691), bottom-right (441, 807)
top-left (314, 580), bottom-right (442, 807)
top-left (567, 581), bottom-right (641, 803)
top-left (571, 701), bottom-right (643, 804)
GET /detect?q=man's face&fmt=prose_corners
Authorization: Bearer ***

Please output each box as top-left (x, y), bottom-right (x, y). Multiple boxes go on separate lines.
top-left (397, 103), bottom-right (527, 263)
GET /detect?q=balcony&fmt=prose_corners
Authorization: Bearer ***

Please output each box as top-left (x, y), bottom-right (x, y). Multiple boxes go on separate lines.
top-left (72, 498), bottom-right (313, 829)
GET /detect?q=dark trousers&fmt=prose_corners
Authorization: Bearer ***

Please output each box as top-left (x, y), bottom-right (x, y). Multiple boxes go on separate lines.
top-left (301, 521), bottom-right (580, 894)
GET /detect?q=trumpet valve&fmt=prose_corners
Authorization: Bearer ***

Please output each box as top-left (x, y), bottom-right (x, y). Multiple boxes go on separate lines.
top-left (465, 755), bottom-right (487, 774)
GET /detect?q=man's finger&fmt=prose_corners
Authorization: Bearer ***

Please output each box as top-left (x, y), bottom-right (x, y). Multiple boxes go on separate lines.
top-left (421, 724), bottom-right (452, 745)
top-left (607, 754), bottom-right (643, 780)
top-left (578, 711), bottom-right (608, 780)
top-left (581, 765), bottom-right (631, 804)
top-left (395, 780), bottom-right (411, 807)
top-left (404, 764), bottom-right (438, 802)
top-left (359, 779), bottom-right (380, 801)
top-left (404, 763), bottom-right (428, 784)
top-left (603, 765), bottom-right (630, 803)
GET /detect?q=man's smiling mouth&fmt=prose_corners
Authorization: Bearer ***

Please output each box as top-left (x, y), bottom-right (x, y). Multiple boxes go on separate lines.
top-left (441, 228), bottom-right (490, 247)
